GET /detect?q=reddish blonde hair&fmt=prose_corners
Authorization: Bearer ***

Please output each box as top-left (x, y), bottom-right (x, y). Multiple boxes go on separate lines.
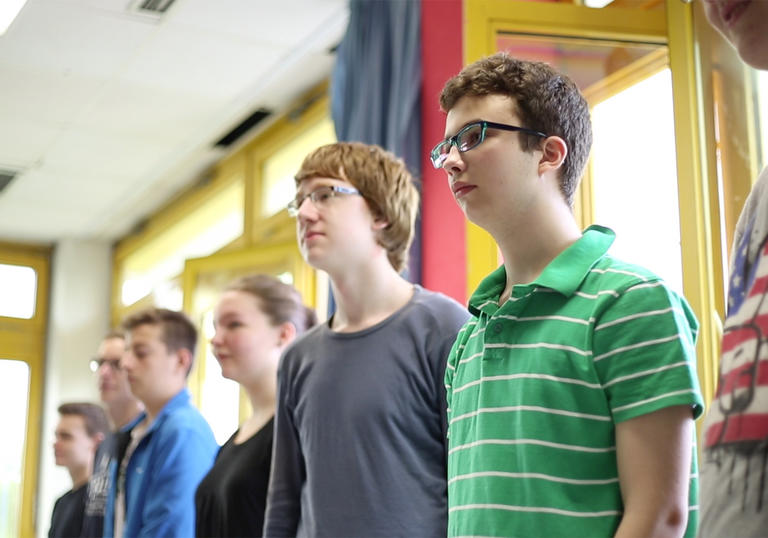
top-left (295, 142), bottom-right (419, 272)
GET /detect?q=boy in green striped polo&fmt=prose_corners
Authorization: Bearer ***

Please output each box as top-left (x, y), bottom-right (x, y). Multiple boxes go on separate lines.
top-left (431, 53), bottom-right (704, 537)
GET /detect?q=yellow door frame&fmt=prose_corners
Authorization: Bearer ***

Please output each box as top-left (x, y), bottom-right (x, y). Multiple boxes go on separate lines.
top-left (181, 241), bottom-right (315, 409)
top-left (0, 242), bottom-right (50, 538)
top-left (464, 0), bottom-right (720, 405)
top-left (110, 85), bottom-right (331, 329)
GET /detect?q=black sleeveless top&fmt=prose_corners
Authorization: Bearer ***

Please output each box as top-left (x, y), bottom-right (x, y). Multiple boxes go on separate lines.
top-left (195, 417), bottom-right (273, 537)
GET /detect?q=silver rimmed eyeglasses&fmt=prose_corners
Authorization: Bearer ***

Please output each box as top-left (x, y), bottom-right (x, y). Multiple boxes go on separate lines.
top-left (430, 120), bottom-right (548, 169)
top-left (287, 185), bottom-right (362, 217)
top-left (90, 357), bottom-right (121, 372)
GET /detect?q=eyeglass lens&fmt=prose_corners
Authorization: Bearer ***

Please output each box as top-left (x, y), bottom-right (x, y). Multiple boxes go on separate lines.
top-left (90, 358), bottom-right (121, 372)
top-left (288, 186), bottom-right (342, 216)
top-left (433, 123), bottom-right (486, 167)
top-left (457, 123), bottom-right (484, 152)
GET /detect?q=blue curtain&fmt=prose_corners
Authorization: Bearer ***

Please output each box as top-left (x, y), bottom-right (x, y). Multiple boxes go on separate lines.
top-left (331, 0), bottom-right (422, 284)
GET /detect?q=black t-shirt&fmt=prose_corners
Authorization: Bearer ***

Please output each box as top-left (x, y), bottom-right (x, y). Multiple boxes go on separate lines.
top-left (81, 433), bottom-right (115, 538)
top-left (195, 417), bottom-right (273, 537)
top-left (49, 483), bottom-right (87, 538)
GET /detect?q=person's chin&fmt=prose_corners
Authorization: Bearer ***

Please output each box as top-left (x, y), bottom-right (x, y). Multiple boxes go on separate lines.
top-left (305, 248), bottom-right (341, 273)
top-left (739, 40), bottom-right (768, 70)
top-left (220, 366), bottom-right (237, 381)
top-left (127, 383), bottom-right (144, 402)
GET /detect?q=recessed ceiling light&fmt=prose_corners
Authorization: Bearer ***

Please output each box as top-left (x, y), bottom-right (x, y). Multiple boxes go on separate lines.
top-left (0, 0), bottom-right (27, 36)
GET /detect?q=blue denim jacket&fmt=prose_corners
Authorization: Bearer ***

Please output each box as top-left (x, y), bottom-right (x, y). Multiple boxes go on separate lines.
top-left (103, 388), bottom-right (217, 537)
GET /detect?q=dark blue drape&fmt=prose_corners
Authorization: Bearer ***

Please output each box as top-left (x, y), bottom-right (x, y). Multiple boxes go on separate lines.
top-left (331, 0), bottom-right (422, 285)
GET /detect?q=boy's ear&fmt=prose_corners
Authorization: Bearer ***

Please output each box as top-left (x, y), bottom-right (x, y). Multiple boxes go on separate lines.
top-left (278, 322), bottom-right (297, 347)
top-left (176, 347), bottom-right (193, 375)
top-left (372, 217), bottom-right (389, 231)
top-left (537, 135), bottom-right (568, 176)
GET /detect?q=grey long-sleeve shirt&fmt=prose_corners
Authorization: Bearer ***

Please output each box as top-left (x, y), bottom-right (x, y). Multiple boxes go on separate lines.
top-left (264, 286), bottom-right (469, 538)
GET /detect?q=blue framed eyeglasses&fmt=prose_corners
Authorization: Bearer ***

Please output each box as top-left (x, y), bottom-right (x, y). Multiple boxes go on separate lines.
top-left (430, 120), bottom-right (548, 169)
top-left (287, 185), bottom-right (362, 217)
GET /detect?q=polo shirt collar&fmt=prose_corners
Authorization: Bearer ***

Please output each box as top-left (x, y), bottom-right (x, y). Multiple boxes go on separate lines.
top-left (534, 225), bottom-right (615, 296)
top-left (468, 225), bottom-right (615, 316)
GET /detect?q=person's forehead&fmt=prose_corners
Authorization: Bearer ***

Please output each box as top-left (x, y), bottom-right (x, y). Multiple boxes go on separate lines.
top-left (98, 337), bottom-right (125, 357)
top-left (127, 323), bottom-right (163, 345)
top-left (297, 176), bottom-right (351, 192)
top-left (57, 414), bottom-right (86, 432)
top-left (216, 290), bottom-right (258, 316)
top-left (444, 94), bottom-right (520, 135)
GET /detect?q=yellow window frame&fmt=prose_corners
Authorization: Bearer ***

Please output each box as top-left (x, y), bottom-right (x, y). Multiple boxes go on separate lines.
top-left (464, 0), bottom-right (721, 407)
top-left (0, 241), bottom-right (50, 538)
top-left (111, 83), bottom-right (333, 412)
top-left (181, 241), bottom-right (314, 412)
top-left (112, 83), bottom-right (331, 328)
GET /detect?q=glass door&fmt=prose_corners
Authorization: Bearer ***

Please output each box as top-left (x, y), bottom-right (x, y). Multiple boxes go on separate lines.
top-left (181, 242), bottom-right (316, 444)
top-left (464, 0), bottom-right (720, 405)
top-left (0, 359), bottom-right (30, 538)
top-left (0, 244), bottom-right (49, 537)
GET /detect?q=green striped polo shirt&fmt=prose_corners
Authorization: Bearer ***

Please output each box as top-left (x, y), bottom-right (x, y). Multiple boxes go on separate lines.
top-left (445, 225), bottom-right (704, 538)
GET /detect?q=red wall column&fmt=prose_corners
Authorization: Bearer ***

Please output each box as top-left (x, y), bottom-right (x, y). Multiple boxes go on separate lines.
top-left (420, 0), bottom-right (466, 303)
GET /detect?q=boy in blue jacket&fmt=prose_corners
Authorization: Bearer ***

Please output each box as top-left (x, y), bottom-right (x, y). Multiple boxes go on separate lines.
top-left (104, 308), bottom-right (217, 538)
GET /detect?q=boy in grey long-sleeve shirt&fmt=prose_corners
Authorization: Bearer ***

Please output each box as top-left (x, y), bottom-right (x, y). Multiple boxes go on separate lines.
top-left (264, 142), bottom-right (468, 537)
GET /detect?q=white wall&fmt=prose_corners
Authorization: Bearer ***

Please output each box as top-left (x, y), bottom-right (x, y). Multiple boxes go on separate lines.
top-left (36, 240), bottom-right (111, 537)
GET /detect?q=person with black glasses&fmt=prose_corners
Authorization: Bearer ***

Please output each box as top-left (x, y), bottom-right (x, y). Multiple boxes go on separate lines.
top-left (81, 331), bottom-right (143, 537)
top-left (436, 53), bottom-right (703, 538)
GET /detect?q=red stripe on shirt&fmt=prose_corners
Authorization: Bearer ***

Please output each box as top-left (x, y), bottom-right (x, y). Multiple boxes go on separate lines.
top-left (722, 325), bottom-right (760, 355)
top-left (705, 413), bottom-right (768, 446)
top-left (749, 274), bottom-right (768, 298)
top-left (716, 359), bottom-right (768, 396)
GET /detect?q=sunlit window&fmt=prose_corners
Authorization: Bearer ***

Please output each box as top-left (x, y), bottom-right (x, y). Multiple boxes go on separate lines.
top-left (591, 69), bottom-right (684, 293)
top-left (757, 70), bottom-right (768, 172)
top-left (0, 264), bottom-right (36, 319)
top-left (199, 309), bottom-right (240, 444)
top-left (508, 0), bottom-right (664, 9)
top-left (120, 181), bottom-right (244, 307)
top-left (0, 359), bottom-right (29, 537)
top-left (262, 117), bottom-right (336, 217)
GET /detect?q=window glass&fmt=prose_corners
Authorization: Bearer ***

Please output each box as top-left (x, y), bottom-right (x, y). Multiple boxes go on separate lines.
top-left (194, 276), bottom-right (303, 442)
top-left (591, 69), bottom-right (684, 293)
top-left (262, 117), bottom-right (336, 217)
top-left (757, 70), bottom-right (768, 172)
top-left (498, 35), bottom-right (681, 290)
top-left (496, 34), bottom-right (661, 90)
top-left (0, 264), bottom-right (36, 319)
top-left (584, 0), bottom-right (664, 8)
top-left (120, 180), bottom-right (244, 307)
top-left (510, 0), bottom-right (664, 9)
top-left (200, 309), bottom-right (240, 444)
top-left (0, 359), bottom-right (30, 538)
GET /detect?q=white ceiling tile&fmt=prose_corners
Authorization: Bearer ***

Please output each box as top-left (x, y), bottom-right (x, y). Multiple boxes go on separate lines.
top-left (0, 0), bottom-right (346, 242)
top-left (0, 64), bottom-right (104, 125)
top-left (30, 126), bottom-right (201, 192)
top-left (117, 29), bottom-right (282, 99)
top-left (166, 0), bottom-right (348, 49)
top-left (0, 1), bottom-right (154, 78)
top-left (0, 121), bottom-right (62, 168)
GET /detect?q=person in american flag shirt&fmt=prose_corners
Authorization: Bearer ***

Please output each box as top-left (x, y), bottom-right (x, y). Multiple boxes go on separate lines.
top-left (699, 2), bottom-right (768, 537)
